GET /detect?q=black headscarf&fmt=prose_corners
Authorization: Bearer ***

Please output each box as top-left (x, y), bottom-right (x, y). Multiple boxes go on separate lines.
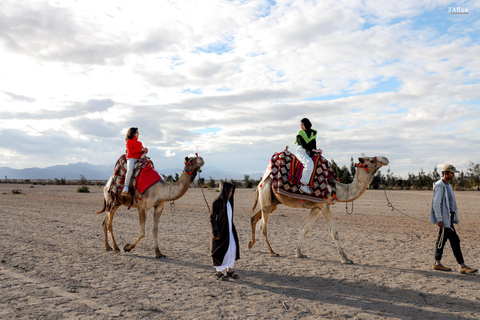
top-left (301, 118), bottom-right (313, 137)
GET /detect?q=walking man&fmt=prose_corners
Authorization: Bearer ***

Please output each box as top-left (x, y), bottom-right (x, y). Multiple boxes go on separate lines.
top-left (431, 164), bottom-right (477, 274)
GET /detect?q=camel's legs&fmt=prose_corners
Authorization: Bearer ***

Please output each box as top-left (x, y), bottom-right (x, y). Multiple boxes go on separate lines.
top-left (295, 207), bottom-right (321, 258)
top-left (102, 215), bottom-right (111, 251)
top-left (103, 206), bottom-right (120, 252)
top-left (124, 208), bottom-right (147, 253)
top-left (152, 204), bottom-right (165, 259)
top-left (260, 209), bottom-right (278, 257)
top-left (320, 205), bottom-right (352, 264)
top-left (248, 209), bottom-right (262, 249)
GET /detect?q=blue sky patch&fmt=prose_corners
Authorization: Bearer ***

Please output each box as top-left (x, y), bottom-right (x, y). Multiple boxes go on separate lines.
top-left (189, 127), bottom-right (221, 135)
top-left (195, 36), bottom-right (235, 55)
top-left (304, 77), bottom-right (402, 101)
top-left (182, 88), bottom-right (203, 95)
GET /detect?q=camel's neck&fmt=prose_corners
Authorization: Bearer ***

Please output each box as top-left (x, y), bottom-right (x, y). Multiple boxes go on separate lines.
top-left (334, 169), bottom-right (374, 202)
top-left (165, 169), bottom-right (197, 201)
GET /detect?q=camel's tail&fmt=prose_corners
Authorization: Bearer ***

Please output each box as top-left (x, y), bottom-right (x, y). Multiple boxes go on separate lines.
top-left (95, 198), bottom-right (106, 214)
top-left (252, 185), bottom-right (259, 212)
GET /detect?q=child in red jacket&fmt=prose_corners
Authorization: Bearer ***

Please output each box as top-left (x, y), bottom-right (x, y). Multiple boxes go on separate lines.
top-left (122, 127), bottom-right (148, 195)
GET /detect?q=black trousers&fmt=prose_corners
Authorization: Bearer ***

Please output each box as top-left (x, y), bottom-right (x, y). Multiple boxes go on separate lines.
top-left (434, 213), bottom-right (464, 264)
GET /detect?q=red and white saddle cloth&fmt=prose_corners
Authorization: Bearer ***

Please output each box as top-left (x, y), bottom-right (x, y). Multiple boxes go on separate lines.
top-left (105, 154), bottom-right (163, 211)
top-left (261, 151), bottom-right (338, 203)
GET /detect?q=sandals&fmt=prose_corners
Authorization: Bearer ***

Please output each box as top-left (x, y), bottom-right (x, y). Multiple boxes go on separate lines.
top-left (226, 271), bottom-right (239, 279)
top-left (215, 273), bottom-right (228, 281)
top-left (215, 271), bottom-right (240, 280)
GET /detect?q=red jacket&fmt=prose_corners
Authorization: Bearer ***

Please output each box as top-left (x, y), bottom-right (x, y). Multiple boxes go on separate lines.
top-left (126, 137), bottom-right (144, 159)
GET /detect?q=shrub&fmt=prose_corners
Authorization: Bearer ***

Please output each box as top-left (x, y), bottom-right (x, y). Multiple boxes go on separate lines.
top-left (77, 186), bottom-right (90, 193)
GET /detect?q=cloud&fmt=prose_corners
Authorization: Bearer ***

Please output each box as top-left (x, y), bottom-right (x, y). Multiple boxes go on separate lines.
top-left (0, 99), bottom-right (115, 120)
top-left (2, 91), bottom-right (36, 102)
top-left (0, 0), bottom-right (478, 177)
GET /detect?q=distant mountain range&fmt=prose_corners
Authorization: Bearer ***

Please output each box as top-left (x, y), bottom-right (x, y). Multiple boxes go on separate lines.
top-left (0, 162), bottom-right (264, 181)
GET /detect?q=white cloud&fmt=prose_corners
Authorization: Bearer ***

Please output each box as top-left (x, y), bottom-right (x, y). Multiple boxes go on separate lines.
top-left (0, 0), bottom-right (478, 178)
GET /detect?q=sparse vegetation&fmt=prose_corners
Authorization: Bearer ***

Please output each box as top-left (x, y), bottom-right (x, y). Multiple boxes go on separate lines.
top-left (77, 186), bottom-right (90, 193)
top-left (197, 177), bottom-right (205, 187)
top-left (207, 177), bottom-right (217, 188)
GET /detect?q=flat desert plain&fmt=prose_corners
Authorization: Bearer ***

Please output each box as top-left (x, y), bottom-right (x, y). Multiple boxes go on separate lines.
top-left (1, 183), bottom-right (480, 319)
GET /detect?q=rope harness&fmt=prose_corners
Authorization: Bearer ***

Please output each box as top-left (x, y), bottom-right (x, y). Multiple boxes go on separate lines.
top-left (345, 157), bottom-right (378, 215)
top-left (169, 184), bottom-right (175, 214)
top-left (198, 171), bottom-right (212, 213)
top-left (345, 184), bottom-right (354, 215)
top-left (168, 153), bottom-right (203, 215)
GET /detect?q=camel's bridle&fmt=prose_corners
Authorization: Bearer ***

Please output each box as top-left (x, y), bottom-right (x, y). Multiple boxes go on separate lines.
top-left (346, 157), bottom-right (379, 214)
top-left (355, 156), bottom-right (379, 174)
top-left (184, 153), bottom-right (202, 175)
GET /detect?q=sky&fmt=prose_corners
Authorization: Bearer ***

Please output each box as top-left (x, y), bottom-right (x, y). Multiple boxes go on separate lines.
top-left (0, 0), bottom-right (479, 178)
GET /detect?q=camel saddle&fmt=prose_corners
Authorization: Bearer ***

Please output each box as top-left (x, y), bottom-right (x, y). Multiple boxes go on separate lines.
top-left (106, 154), bottom-right (163, 211)
top-left (262, 151), bottom-right (338, 203)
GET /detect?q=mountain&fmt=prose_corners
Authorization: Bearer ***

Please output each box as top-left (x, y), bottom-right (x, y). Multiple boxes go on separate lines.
top-left (0, 163), bottom-right (112, 180)
top-left (0, 163), bottom-right (264, 181)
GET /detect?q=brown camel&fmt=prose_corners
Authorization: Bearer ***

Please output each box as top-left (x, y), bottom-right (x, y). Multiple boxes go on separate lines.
top-left (96, 155), bottom-right (205, 258)
top-left (249, 155), bottom-right (389, 264)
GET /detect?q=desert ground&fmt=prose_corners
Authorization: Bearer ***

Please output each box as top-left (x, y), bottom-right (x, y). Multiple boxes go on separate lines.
top-left (1, 183), bottom-right (480, 319)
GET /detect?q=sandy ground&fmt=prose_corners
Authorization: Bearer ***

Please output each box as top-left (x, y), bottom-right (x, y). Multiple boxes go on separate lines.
top-left (1, 183), bottom-right (480, 319)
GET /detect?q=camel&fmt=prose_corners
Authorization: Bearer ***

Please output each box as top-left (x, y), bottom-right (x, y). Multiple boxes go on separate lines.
top-left (249, 155), bottom-right (389, 264)
top-left (96, 155), bottom-right (205, 258)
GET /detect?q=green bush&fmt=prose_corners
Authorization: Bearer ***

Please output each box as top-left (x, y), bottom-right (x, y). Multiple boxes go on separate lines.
top-left (77, 186), bottom-right (90, 193)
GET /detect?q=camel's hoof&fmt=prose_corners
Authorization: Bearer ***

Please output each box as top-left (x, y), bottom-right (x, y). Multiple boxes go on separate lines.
top-left (155, 254), bottom-right (166, 259)
top-left (269, 253), bottom-right (279, 257)
top-left (248, 241), bottom-right (255, 249)
top-left (105, 247), bottom-right (112, 252)
top-left (296, 253), bottom-right (307, 258)
top-left (342, 259), bottom-right (354, 265)
top-left (124, 244), bottom-right (132, 252)
top-left (113, 247), bottom-right (121, 253)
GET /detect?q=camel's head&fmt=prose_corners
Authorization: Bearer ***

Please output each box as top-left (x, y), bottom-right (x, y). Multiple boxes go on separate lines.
top-left (357, 156), bottom-right (389, 174)
top-left (183, 154), bottom-right (205, 175)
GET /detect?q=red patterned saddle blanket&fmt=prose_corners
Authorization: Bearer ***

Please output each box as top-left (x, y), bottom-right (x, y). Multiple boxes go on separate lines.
top-left (262, 151), bottom-right (337, 203)
top-left (106, 154), bottom-right (163, 211)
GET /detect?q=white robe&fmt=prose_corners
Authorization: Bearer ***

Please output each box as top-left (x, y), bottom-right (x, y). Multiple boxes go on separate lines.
top-left (214, 201), bottom-right (236, 272)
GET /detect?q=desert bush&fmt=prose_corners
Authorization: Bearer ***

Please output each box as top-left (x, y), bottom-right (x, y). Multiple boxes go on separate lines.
top-left (77, 186), bottom-right (90, 193)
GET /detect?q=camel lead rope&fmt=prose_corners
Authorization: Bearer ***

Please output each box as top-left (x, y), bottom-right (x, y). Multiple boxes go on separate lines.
top-left (169, 184), bottom-right (176, 214)
top-left (382, 185), bottom-right (430, 224)
top-left (198, 172), bottom-right (212, 213)
top-left (346, 184), bottom-right (354, 215)
top-left (437, 227), bottom-right (445, 249)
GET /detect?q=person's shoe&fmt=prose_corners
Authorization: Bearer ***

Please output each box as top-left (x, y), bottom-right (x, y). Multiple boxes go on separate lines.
top-left (226, 271), bottom-right (240, 279)
top-left (432, 263), bottom-right (451, 271)
top-left (300, 185), bottom-right (312, 194)
top-left (215, 273), bottom-right (228, 281)
top-left (459, 265), bottom-right (478, 274)
top-left (121, 188), bottom-right (128, 196)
